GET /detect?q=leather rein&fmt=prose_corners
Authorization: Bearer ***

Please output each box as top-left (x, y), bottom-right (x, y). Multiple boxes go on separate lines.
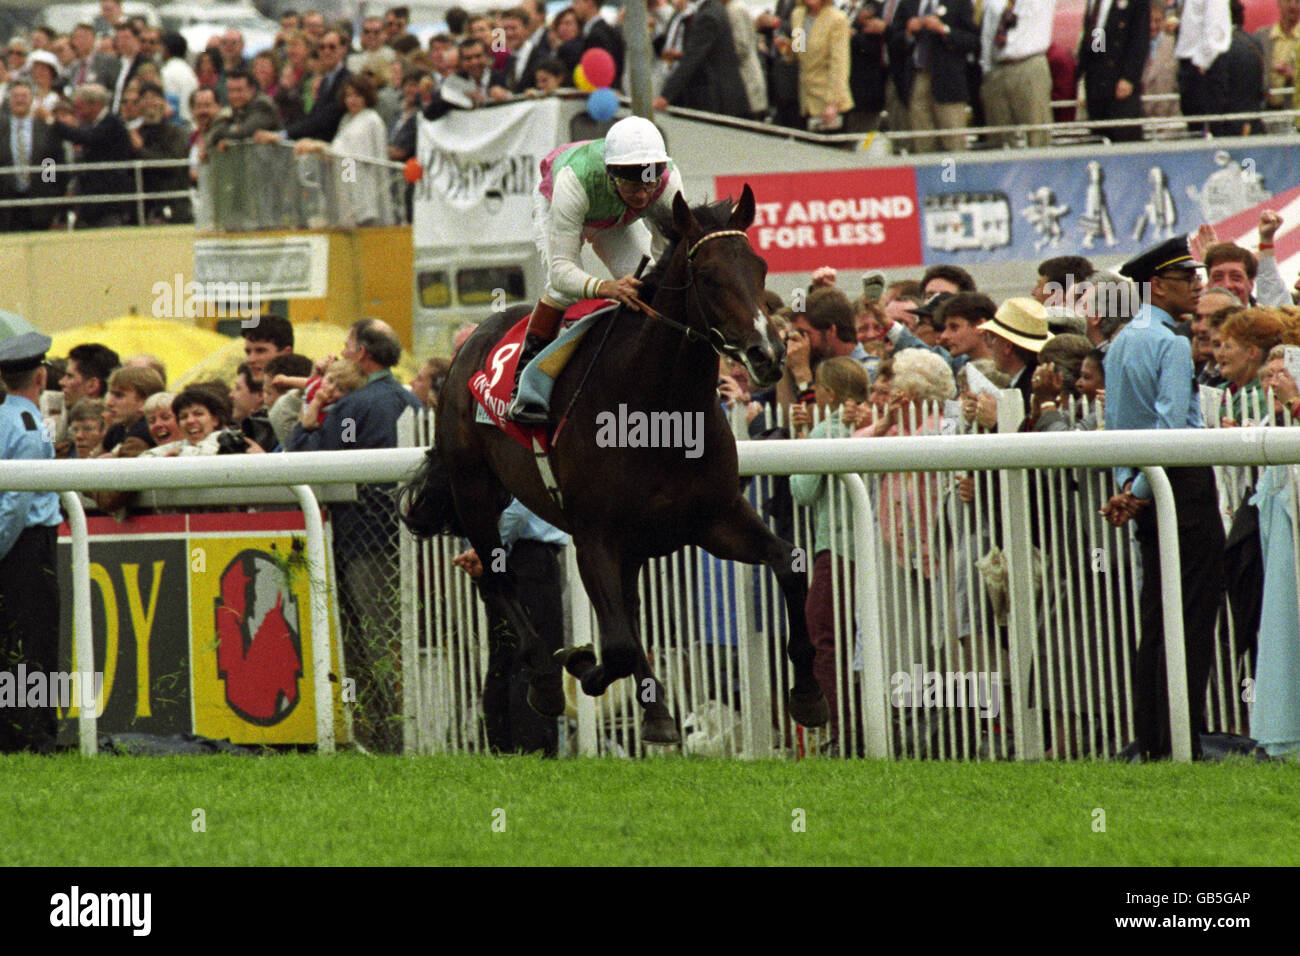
top-left (625, 229), bottom-right (752, 351)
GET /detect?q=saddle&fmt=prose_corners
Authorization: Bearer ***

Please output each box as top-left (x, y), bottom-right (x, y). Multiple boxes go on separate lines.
top-left (469, 299), bottom-right (615, 452)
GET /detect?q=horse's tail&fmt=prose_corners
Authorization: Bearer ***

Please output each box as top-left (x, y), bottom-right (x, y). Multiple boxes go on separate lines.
top-left (399, 444), bottom-right (461, 539)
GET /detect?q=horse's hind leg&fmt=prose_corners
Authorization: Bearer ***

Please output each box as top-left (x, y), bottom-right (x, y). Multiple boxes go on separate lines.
top-left (695, 498), bottom-right (830, 729)
top-left (451, 465), bottom-right (565, 718)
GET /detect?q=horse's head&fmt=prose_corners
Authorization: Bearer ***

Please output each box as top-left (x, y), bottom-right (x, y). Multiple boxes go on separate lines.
top-left (671, 185), bottom-right (784, 388)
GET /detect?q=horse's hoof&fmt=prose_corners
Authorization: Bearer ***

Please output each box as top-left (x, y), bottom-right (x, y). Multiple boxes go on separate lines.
top-left (641, 711), bottom-right (681, 745)
top-left (554, 644), bottom-right (596, 677)
top-left (526, 676), bottom-right (566, 718)
top-left (787, 689), bottom-right (830, 728)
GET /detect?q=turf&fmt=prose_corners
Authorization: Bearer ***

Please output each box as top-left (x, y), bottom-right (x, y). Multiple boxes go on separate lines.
top-left (2, 753), bottom-right (1297, 866)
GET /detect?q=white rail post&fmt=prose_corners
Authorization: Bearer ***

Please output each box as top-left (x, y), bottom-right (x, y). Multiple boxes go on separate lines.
top-left (838, 474), bottom-right (889, 758)
top-left (997, 390), bottom-right (1044, 760)
top-left (734, 543), bottom-right (770, 759)
top-left (291, 485), bottom-right (335, 754)
top-left (396, 409), bottom-right (419, 754)
top-left (60, 492), bottom-right (97, 757)
top-left (1141, 466), bottom-right (1193, 763)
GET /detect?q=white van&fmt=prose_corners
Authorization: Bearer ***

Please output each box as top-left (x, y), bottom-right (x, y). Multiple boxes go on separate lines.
top-left (411, 96), bottom-right (605, 359)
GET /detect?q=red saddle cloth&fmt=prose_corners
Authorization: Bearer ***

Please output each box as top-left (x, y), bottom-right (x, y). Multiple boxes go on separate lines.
top-left (468, 299), bottom-right (614, 452)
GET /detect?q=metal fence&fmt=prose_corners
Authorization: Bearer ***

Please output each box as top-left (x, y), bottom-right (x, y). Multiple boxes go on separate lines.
top-left (20, 401), bottom-right (1297, 759)
top-left (396, 383), bottom-right (1293, 761)
top-left (202, 142), bottom-right (408, 231)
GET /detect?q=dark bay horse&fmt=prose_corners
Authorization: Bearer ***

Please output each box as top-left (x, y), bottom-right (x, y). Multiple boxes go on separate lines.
top-left (402, 186), bottom-right (830, 743)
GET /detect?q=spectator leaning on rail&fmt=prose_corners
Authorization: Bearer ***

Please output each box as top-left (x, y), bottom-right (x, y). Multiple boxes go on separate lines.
top-left (0, 80), bottom-right (64, 233)
top-left (287, 318), bottom-right (422, 753)
top-left (790, 356), bottom-right (869, 748)
top-left (139, 385), bottom-right (266, 456)
top-left (44, 84), bottom-right (134, 228)
top-left (255, 29), bottom-right (352, 144)
top-left (100, 365), bottom-right (164, 456)
top-left (132, 82), bottom-right (191, 225)
top-left (205, 68), bottom-right (282, 154)
top-left (1103, 235), bottom-right (1225, 761)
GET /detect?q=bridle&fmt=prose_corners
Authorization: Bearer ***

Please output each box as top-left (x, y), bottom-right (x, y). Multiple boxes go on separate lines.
top-left (630, 229), bottom-right (755, 356)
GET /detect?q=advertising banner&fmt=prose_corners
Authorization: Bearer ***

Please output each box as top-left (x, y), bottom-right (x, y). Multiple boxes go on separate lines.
top-left (714, 167), bottom-right (923, 273)
top-left (194, 236), bottom-right (330, 298)
top-left (57, 512), bottom-right (347, 746)
top-left (912, 144), bottom-right (1295, 266)
top-left (414, 98), bottom-right (560, 248)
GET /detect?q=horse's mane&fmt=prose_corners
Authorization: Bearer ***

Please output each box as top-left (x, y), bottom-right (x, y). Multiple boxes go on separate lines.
top-left (638, 197), bottom-right (735, 302)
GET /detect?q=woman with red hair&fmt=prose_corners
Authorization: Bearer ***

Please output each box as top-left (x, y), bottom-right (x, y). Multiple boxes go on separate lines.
top-left (1216, 308), bottom-right (1287, 425)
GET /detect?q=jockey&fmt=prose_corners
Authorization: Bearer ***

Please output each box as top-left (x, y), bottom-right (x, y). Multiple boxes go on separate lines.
top-left (505, 115), bottom-right (684, 425)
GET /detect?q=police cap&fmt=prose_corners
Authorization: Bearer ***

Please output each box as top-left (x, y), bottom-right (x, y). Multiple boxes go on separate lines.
top-left (0, 309), bottom-right (51, 373)
top-left (1119, 236), bottom-right (1202, 284)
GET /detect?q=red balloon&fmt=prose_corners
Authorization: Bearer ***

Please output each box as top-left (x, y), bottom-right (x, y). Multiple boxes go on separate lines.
top-left (579, 48), bottom-right (616, 89)
top-left (404, 158), bottom-right (423, 183)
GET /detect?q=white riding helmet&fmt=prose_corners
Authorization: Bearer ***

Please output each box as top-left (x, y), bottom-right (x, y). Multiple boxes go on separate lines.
top-left (603, 116), bottom-right (669, 169)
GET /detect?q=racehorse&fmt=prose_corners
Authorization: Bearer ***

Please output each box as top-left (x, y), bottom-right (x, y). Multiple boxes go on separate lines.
top-left (402, 186), bottom-right (830, 743)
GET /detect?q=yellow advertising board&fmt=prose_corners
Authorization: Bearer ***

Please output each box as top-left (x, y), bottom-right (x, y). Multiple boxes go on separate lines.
top-left (58, 512), bottom-right (350, 746)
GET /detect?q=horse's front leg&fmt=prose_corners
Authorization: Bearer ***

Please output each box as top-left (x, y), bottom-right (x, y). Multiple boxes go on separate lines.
top-left (559, 536), bottom-right (643, 695)
top-left (695, 497), bottom-right (830, 729)
top-left (622, 558), bottom-right (679, 744)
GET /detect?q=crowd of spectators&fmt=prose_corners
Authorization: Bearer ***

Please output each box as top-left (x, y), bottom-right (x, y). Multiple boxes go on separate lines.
top-left (703, 206), bottom-right (1300, 758)
top-left (45, 312), bottom-right (442, 751)
top-left (0, 0), bottom-right (1293, 228)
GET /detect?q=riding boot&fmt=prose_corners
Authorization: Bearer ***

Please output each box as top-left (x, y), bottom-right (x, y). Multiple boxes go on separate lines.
top-left (505, 301), bottom-right (565, 425)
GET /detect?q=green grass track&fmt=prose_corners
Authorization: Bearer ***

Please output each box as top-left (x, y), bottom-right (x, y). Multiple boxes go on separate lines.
top-left (2, 753), bottom-right (1297, 866)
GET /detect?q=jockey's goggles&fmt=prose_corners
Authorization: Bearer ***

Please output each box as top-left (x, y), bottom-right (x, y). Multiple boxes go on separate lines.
top-left (607, 162), bottom-right (667, 184)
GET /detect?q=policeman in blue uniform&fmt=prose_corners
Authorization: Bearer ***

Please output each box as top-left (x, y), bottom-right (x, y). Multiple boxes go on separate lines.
top-left (1103, 237), bottom-right (1225, 761)
top-left (0, 310), bottom-right (62, 754)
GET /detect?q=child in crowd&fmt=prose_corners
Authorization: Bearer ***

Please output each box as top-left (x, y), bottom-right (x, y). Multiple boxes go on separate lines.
top-left (100, 366), bottom-right (166, 457)
top-left (527, 57), bottom-right (569, 96)
top-left (789, 356), bottom-right (870, 750)
top-left (263, 353), bottom-right (317, 451)
top-left (66, 399), bottom-right (107, 459)
top-left (296, 358), bottom-right (366, 431)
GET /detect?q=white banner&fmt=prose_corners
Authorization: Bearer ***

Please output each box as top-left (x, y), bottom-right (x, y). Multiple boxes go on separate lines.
top-left (413, 98), bottom-right (560, 248)
top-left (193, 236), bottom-right (329, 299)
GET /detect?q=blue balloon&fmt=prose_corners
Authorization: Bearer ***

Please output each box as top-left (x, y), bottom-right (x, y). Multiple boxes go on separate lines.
top-left (587, 88), bottom-right (620, 123)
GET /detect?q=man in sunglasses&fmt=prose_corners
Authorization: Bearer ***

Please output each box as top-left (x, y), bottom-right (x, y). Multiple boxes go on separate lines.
top-left (505, 115), bottom-right (684, 425)
top-left (256, 29), bottom-right (351, 143)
